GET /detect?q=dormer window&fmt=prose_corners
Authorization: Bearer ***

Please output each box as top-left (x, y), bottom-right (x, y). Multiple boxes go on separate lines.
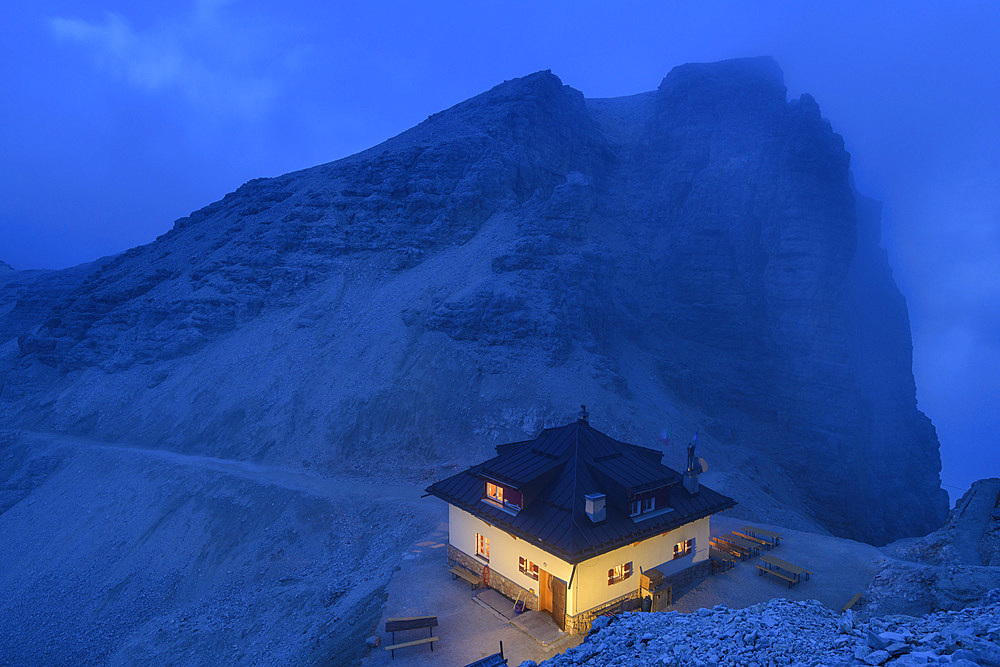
top-left (629, 494), bottom-right (656, 517)
top-left (483, 479), bottom-right (522, 512)
top-left (486, 481), bottom-right (504, 504)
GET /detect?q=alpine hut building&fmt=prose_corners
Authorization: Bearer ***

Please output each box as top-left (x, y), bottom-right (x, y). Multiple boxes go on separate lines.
top-left (425, 407), bottom-right (736, 634)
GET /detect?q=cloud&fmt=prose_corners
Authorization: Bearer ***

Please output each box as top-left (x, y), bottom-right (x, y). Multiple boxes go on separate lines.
top-left (49, 6), bottom-right (284, 119)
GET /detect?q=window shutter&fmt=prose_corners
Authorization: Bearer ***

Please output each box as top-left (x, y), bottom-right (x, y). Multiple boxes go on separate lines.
top-left (608, 568), bottom-right (614, 585)
top-left (625, 562), bottom-right (632, 578)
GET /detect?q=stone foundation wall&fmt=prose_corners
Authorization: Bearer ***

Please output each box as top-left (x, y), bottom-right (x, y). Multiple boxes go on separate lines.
top-left (449, 545), bottom-right (712, 636)
top-left (448, 544), bottom-right (539, 611)
top-left (564, 560), bottom-right (713, 635)
top-left (564, 589), bottom-right (641, 634)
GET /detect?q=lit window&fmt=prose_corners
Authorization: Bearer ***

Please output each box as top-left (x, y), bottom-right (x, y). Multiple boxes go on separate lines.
top-left (607, 561), bottom-right (633, 585)
top-left (476, 533), bottom-right (490, 562)
top-left (485, 481), bottom-right (522, 512)
top-left (518, 556), bottom-right (539, 580)
top-left (673, 538), bottom-right (694, 559)
top-left (486, 481), bottom-right (504, 504)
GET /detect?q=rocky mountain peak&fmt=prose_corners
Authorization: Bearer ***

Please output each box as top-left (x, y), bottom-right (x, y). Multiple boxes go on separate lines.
top-left (657, 56), bottom-right (786, 106)
top-left (0, 59), bottom-right (948, 545)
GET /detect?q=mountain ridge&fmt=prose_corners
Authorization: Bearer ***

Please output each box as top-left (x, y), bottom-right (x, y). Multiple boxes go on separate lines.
top-left (0, 58), bottom-right (948, 544)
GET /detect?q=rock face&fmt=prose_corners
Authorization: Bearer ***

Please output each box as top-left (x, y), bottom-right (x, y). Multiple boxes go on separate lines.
top-left (0, 58), bottom-right (947, 543)
top-left (532, 597), bottom-right (1000, 666)
top-left (867, 478), bottom-right (1000, 614)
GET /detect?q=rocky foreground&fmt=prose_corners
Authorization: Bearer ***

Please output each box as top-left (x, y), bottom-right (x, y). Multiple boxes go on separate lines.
top-left (527, 592), bottom-right (1000, 667)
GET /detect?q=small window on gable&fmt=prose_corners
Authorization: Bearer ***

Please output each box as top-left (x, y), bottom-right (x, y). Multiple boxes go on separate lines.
top-left (607, 561), bottom-right (633, 585)
top-left (518, 556), bottom-right (539, 580)
top-left (476, 533), bottom-right (490, 562)
top-left (673, 538), bottom-right (694, 559)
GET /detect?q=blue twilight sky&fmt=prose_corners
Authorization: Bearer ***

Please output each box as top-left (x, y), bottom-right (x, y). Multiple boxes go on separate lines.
top-left (1, 1), bottom-right (997, 500)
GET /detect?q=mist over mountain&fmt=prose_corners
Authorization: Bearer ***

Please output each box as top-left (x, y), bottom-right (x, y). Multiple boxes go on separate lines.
top-left (0, 57), bottom-right (947, 545)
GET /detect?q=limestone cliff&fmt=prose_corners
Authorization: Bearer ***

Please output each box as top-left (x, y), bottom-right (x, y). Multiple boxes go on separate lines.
top-left (0, 58), bottom-right (947, 543)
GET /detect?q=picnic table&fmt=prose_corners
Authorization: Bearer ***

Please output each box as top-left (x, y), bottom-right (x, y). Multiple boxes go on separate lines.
top-left (760, 554), bottom-right (811, 582)
top-left (743, 526), bottom-right (782, 546)
top-left (713, 535), bottom-right (758, 558)
top-left (709, 547), bottom-right (738, 572)
top-left (710, 537), bottom-right (748, 560)
top-left (384, 616), bottom-right (438, 659)
top-left (732, 530), bottom-right (772, 549)
top-left (721, 534), bottom-right (761, 556)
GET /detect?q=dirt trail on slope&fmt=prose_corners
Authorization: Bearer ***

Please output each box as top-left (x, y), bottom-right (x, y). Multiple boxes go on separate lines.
top-left (0, 430), bottom-right (441, 666)
top-left (17, 429), bottom-right (426, 505)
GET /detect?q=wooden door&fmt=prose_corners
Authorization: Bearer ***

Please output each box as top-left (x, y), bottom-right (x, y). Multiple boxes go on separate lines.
top-left (538, 570), bottom-right (552, 612)
top-left (551, 576), bottom-right (567, 631)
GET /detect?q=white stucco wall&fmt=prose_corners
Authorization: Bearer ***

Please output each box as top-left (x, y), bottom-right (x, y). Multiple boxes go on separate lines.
top-left (571, 515), bottom-right (710, 614)
top-left (448, 504), bottom-right (575, 607)
top-left (448, 505), bottom-right (711, 617)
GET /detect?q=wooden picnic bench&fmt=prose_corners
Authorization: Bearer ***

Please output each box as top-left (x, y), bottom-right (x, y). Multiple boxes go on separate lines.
top-left (756, 563), bottom-right (797, 588)
top-left (385, 636), bottom-right (438, 659)
top-left (743, 526), bottom-right (782, 546)
top-left (709, 547), bottom-right (738, 572)
top-left (760, 555), bottom-right (812, 582)
top-left (712, 535), bottom-right (755, 559)
top-left (710, 537), bottom-right (748, 561)
top-left (733, 531), bottom-right (772, 549)
top-left (842, 592), bottom-right (863, 611)
top-left (450, 566), bottom-right (482, 589)
top-left (721, 534), bottom-right (761, 556)
top-left (385, 615), bottom-right (438, 659)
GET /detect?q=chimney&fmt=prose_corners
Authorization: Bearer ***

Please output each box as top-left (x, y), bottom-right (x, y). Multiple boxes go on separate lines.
top-left (683, 435), bottom-right (701, 494)
top-left (578, 404), bottom-right (589, 423)
top-left (584, 493), bottom-right (606, 523)
top-left (683, 469), bottom-right (700, 495)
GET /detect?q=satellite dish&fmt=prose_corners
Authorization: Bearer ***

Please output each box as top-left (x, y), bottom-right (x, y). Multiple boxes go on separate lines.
top-left (698, 457), bottom-right (708, 474)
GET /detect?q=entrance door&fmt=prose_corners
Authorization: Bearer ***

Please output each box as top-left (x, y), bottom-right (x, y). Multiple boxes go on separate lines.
top-left (538, 570), bottom-right (552, 613)
top-left (550, 576), bottom-right (567, 631)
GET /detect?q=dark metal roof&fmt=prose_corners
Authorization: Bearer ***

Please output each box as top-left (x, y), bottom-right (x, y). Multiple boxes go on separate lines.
top-left (426, 419), bottom-right (736, 564)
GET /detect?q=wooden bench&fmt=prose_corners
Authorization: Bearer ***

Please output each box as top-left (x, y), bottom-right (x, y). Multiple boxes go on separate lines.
top-left (709, 547), bottom-right (738, 572)
top-left (733, 531), bottom-right (771, 549)
top-left (756, 564), bottom-right (797, 588)
top-left (761, 555), bottom-right (812, 581)
top-left (743, 525), bottom-right (782, 546)
top-left (842, 592), bottom-right (863, 611)
top-left (385, 636), bottom-right (438, 659)
top-left (385, 616), bottom-right (439, 659)
top-left (450, 566), bottom-right (482, 589)
top-left (711, 536), bottom-right (750, 560)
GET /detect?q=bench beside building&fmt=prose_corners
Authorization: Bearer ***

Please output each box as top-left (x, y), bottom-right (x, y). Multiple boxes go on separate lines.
top-left (425, 413), bottom-right (735, 634)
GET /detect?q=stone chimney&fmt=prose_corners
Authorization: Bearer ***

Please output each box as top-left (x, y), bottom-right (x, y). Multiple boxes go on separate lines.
top-left (585, 493), bottom-right (606, 523)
